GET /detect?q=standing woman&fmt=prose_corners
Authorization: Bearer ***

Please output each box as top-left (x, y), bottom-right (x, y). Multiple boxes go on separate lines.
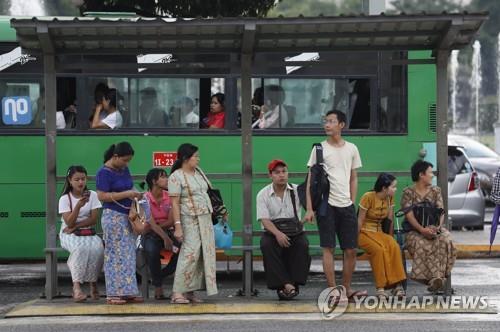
top-left (96, 141), bottom-right (143, 304)
top-left (357, 173), bottom-right (406, 298)
top-left (168, 143), bottom-right (218, 303)
top-left (401, 160), bottom-right (457, 293)
top-left (58, 165), bottom-right (104, 302)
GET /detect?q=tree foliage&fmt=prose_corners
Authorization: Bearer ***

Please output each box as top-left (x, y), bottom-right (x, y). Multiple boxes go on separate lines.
top-left (389, 0), bottom-right (466, 13)
top-left (79, 0), bottom-right (277, 17)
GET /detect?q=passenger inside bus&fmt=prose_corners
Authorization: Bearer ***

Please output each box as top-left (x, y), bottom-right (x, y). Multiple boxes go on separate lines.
top-left (237, 87), bottom-right (264, 129)
top-left (90, 88), bottom-right (123, 130)
top-left (169, 96), bottom-right (199, 128)
top-left (257, 85), bottom-right (296, 129)
top-left (138, 87), bottom-right (167, 128)
top-left (202, 93), bottom-right (225, 129)
top-left (88, 82), bottom-right (108, 127)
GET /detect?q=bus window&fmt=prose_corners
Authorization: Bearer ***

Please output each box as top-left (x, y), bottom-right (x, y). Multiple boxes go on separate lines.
top-left (0, 79), bottom-right (43, 128)
top-left (252, 78), bottom-right (371, 129)
top-left (87, 77), bottom-right (129, 129)
top-left (129, 78), bottom-right (200, 129)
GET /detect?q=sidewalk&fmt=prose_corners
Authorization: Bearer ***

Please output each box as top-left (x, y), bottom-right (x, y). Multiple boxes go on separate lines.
top-left (2, 259), bottom-right (499, 318)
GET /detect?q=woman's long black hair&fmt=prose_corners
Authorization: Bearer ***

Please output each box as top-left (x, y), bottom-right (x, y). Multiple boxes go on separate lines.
top-left (140, 168), bottom-right (167, 191)
top-left (170, 143), bottom-right (199, 174)
top-left (373, 172), bottom-right (396, 192)
top-left (103, 141), bottom-right (134, 163)
top-left (61, 165), bottom-right (88, 196)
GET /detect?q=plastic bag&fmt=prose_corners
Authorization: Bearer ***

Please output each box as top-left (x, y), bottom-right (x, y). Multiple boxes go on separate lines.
top-left (214, 217), bottom-right (233, 249)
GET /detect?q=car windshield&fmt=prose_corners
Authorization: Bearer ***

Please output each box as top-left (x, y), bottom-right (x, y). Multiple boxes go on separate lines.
top-left (452, 138), bottom-right (498, 158)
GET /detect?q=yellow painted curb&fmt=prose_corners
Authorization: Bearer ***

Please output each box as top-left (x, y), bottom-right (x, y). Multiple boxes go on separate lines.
top-left (5, 299), bottom-right (496, 317)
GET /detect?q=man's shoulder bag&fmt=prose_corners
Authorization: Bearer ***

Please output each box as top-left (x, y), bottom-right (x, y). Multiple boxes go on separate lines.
top-left (271, 187), bottom-right (303, 237)
top-left (297, 143), bottom-right (330, 214)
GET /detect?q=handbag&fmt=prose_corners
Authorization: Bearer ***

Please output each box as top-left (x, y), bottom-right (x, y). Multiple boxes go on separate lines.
top-left (128, 198), bottom-right (149, 235)
top-left (396, 200), bottom-right (444, 232)
top-left (66, 193), bottom-right (96, 236)
top-left (74, 228), bottom-right (96, 236)
top-left (196, 168), bottom-right (228, 225)
top-left (381, 218), bottom-right (392, 234)
top-left (271, 187), bottom-right (303, 237)
top-left (380, 198), bottom-right (393, 234)
top-left (297, 143), bottom-right (330, 217)
top-left (214, 218), bottom-right (233, 249)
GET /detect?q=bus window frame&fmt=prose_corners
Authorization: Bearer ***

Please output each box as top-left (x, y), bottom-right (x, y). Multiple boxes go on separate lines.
top-left (0, 67), bottom-right (408, 136)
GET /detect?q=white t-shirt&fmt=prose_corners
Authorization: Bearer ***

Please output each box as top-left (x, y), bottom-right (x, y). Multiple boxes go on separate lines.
top-left (100, 111), bottom-right (123, 129)
top-left (182, 111), bottom-right (199, 125)
top-left (58, 190), bottom-right (102, 230)
top-left (258, 105), bottom-right (288, 129)
top-left (56, 111), bottom-right (66, 129)
top-left (307, 140), bottom-right (362, 207)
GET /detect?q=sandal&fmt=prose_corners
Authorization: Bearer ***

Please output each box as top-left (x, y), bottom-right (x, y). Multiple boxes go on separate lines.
top-left (347, 289), bottom-right (368, 303)
top-left (427, 278), bottom-right (444, 293)
top-left (170, 296), bottom-right (190, 304)
top-left (106, 297), bottom-right (127, 305)
top-left (185, 292), bottom-right (204, 303)
top-left (277, 287), bottom-right (298, 301)
top-left (391, 287), bottom-right (406, 298)
top-left (376, 288), bottom-right (389, 299)
top-left (328, 293), bottom-right (348, 306)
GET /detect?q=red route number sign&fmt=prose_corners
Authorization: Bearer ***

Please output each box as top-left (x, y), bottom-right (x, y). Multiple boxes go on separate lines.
top-left (153, 152), bottom-right (177, 167)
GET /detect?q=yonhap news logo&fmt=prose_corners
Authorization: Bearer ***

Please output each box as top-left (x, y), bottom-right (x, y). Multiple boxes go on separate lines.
top-left (317, 287), bottom-right (488, 320)
top-left (317, 286), bottom-right (349, 319)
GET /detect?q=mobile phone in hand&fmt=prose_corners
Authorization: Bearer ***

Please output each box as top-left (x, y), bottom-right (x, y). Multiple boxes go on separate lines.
top-left (82, 190), bottom-right (90, 199)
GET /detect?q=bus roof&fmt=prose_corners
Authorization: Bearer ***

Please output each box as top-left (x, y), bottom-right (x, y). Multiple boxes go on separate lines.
top-left (10, 12), bottom-right (488, 55)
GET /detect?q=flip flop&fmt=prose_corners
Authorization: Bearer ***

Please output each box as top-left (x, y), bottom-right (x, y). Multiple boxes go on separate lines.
top-left (277, 287), bottom-right (298, 301)
top-left (347, 289), bottom-right (368, 303)
top-left (328, 293), bottom-right (348, 306)
top-left (106, 297), bottom-right (127, 305)
top-left (170, 296), bottom-right (190, 304)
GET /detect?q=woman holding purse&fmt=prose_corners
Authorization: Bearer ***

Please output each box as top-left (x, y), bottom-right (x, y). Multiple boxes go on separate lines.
top-left (96, 141), bottom-right (143, 305)
top-left (58, 165), bottom-right (104, 302)
top-left (400, 160), bottom-right (456, 294)
top-left (357, 173), bottom-right (406, 298)
top-left (168, 143), bottom-right (218, 303)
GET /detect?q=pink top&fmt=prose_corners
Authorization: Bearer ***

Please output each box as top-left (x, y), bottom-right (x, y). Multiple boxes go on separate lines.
top-left (144, 190), bottom-right (172, 224)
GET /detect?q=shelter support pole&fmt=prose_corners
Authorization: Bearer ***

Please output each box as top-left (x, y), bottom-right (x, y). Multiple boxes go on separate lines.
top-left (241, 52), bottom-right (253, 297)
top-left (436, 49), bottom-right (452, 295)
top-left (43, 52), bottom-right (57, 299)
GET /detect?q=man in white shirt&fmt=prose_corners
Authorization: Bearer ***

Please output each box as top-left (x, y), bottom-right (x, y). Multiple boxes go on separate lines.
top-left (257, 159), bottom-right (311, 300)
top-left (304, 110), bottom-right (366, 302)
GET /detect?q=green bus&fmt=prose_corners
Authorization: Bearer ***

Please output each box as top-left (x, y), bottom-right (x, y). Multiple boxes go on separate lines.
top-left (0, 13), bottom-right (486, 264)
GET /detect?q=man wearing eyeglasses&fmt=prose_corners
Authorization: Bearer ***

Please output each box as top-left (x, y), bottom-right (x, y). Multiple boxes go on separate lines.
top-left (304, 109), bottom-right (366, 303)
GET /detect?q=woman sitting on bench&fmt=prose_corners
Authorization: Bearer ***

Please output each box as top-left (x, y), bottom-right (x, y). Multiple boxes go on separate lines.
top-left (58, 165), bottom-right (104, 302)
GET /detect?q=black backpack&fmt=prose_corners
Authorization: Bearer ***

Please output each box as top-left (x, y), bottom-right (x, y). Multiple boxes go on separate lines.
top-left (298, 143), bottom-right (330, 213)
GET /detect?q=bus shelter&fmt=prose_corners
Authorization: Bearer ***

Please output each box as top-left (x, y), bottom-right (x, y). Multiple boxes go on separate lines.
top-left (10, 13), bottom-right (487, 299)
